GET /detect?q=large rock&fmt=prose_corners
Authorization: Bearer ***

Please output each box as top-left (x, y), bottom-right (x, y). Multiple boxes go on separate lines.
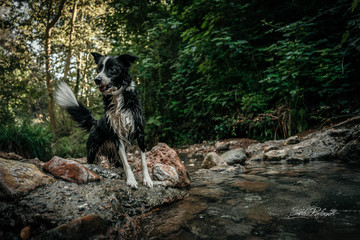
top-left (338, 140), bottom-right (360, 162)
top-left (264, 149), bottom-right (288, 161)
top-left (136, 143), bottom-right (190, 188)
top-left (0, 145), bottom-right (190, 239)
top-left (0, 164), bottom-right (187, 239)
top-left (221, 148), bottom-right (247, 165)
top-left (152, 163), bottom-right (179, 187)
top-left (0, 158), bottom-right (55, 199)
top-left (43, 156), bottom-right (100, 184)
top-left (201, 152), bottom-right (226, 169)
top-left (246, 120), bottom-right (360, 164)
top-left (34, 214), bottom-right (107, 240)
top-left (215, 141), bottom-right (230, 151)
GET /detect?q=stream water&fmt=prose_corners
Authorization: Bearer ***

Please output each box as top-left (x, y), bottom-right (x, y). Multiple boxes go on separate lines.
top-left (137, 154), bottom-right (360, 239)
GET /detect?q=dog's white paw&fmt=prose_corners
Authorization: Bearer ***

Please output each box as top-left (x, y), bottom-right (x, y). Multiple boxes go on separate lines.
top-left (126, 178), bottom-right (138, 189)
top-left (143, 176), bottom-right (154, 188)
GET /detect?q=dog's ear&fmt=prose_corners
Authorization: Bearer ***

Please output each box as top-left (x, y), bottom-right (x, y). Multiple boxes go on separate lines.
top-left (90, 52), bottom-right (103, 64)
top-left (117, 54), bottom-right (138, 68)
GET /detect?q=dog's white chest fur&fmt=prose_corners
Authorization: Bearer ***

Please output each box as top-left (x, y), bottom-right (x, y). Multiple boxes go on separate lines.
top-left (106, 92), bottom-right (134, 144)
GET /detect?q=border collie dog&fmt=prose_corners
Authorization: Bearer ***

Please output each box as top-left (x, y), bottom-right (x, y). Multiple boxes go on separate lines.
top-left (55, 53), bottom-right (153, 189)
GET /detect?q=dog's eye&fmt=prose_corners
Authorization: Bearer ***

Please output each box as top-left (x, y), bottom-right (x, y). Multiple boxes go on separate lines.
top-left (109, 68), bottom-right (118, 74)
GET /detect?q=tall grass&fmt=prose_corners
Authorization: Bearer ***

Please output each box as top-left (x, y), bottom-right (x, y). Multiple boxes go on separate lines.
top-left (0, 123), bottom-right (52, 161)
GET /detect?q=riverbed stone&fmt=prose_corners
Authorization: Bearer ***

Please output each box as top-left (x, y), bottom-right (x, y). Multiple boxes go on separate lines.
top-left (221, 148), bottom-right (247, 165)
top-left (140, 199), bottom-right (207, 238)
top-left (201, 152), bottom-right (226, 169)
top-left (286, 135), bottom-right (300, 145)
top-left (0, 170), bottom-right (187, 239)
top-left (231, 180), bottom-right (270, 192)
top-left (0, 158), bottom-right (55, 199)
top-left (246, 206), bottom-right (272, 222)
top-left (34, 214), bottom-right (107, 240)
top-left (153, 163), bottom-right (179, 187)
top-left (136, 143), bottom-right (190, 188)
top-left (245, 121), bottom-right (360, 164)
top-left (264, 149), bottom-right (288, 161)
top-left (43, 156), bottom-right (100, 184)
top-left (338, 140), bottom-right (360, 162)
top-left (215, 141), bottom-right (230, 151)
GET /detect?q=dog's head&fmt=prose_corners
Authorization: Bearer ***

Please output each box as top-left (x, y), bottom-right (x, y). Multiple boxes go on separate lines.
top-left (90, 52), bottom-right (137, 93)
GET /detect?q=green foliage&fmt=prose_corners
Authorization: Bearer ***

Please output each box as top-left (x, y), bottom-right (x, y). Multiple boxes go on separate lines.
top-left (2, 0), bottom-right (360, 156)
top-left (0, 123), bottom-right (52, 161)
top-left (104, 0), bottom-right (360, 146)
top-left (52, 128), bottom-right (88, 158)
top-left (241, 93), bottom-right (269, 116)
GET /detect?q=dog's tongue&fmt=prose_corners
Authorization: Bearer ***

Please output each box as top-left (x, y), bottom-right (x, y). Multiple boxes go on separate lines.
top-left (99, 85), bottom-right (106, 92)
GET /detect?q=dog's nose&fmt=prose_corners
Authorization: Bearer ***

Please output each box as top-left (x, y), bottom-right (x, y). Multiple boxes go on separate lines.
top-left (94, 77), bottom-right (102, 85)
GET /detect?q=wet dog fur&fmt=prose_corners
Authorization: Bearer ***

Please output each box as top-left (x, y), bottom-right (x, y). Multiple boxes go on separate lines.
top-left (55, 53), bottom-right (153, 189)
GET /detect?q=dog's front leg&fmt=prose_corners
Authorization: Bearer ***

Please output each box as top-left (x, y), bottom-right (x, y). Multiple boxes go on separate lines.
top-left (141, 151), bottom-right (153, 188)
top-left (118, 142), bottom-right (138, 189)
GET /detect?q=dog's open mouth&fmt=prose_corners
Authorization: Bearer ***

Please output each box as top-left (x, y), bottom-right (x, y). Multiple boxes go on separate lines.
top-left (99, 84), bottom-right (106, 92)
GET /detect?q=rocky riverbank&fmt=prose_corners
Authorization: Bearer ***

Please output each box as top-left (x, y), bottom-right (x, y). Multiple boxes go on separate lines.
top-left (191, 116), bottom-right (360, 172)
top-left (137, 116), bottom-right (360, 239)
top-left (1, 116), bottom-right (360, 239)
top-left (0, 143), bottom-right (189, 240)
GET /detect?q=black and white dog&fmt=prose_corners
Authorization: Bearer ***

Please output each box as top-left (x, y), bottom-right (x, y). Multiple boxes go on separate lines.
top-left (55, 53), bottom-right (153, 189)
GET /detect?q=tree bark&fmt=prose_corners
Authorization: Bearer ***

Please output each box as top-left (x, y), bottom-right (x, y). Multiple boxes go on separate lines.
top-left (74, 54), bottom-right (82, 96)
top-left (45, 0), bottom-right (66, 132)
top-left (63, 0), bottom-right (78, 83)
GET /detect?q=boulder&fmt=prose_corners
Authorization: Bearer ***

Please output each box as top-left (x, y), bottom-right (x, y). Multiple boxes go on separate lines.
top-left (221, 148), bottom-right (247, 165)
top-left (201, 152), bottom-right (226, 169)
top-left (285, 136), bottom-right (300, 145)
top-left (0, 164), bottom-right (187, 239)
top-left (0, 158), bottom-right (55, 199)
top-left (43, 156), bottom-right (100, 184)
top-left (245, 123), bottom-right (360, 164)
top-left (245, 140), bottom-right (286, 160)
top-left (136, 143), bottom-right (190, 188)
top-left (264, 149), bottom-right (288, 161)
top-left (152, 163), bottom-right (179, 187)
top-left (338, 140), bottom-right (360, 162)
top-left (215, 141), bottom-right (230, 151)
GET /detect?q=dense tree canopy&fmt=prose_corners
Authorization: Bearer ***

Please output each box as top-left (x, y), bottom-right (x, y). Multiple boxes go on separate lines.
top-left (106, 0), bottom-right (360, 144)
top-left (1, 0), bottom-right (359, 157)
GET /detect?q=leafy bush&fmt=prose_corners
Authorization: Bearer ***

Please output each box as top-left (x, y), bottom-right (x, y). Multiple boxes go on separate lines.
top-left (0, 123), bottom-right (52, 161)
top-left (106, 0), bottom-right (360, 144)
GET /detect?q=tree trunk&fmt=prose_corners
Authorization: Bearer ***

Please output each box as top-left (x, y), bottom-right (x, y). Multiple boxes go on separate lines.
top-left (45, 28), bottom-right (56, 132)
top-left (74, 54), bottom-right (82, 96)
top-left (44, 0), bottom-right (66, 132)
top-left (63, 0), bottom-right (78, 83)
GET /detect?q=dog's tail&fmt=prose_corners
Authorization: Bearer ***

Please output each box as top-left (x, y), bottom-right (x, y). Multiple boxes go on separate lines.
top-left (55, 82), bottom-right (97, 132)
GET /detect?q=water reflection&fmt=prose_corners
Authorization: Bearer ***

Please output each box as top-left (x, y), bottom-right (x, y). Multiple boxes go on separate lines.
top-left (138, 159), bottom-right (360, 239)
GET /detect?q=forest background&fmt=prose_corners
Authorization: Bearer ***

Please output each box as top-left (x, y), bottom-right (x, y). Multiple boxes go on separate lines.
top-left (1, 0), bottom-right (359, 161)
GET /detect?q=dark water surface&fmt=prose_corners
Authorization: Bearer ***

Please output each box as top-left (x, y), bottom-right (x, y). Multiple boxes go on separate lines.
top-left (137, 156), bottom-right (360, 239)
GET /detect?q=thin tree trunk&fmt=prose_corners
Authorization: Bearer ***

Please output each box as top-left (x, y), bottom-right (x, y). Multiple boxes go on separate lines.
top-left (45, 28), bottom-right (56, 132)
top-left (45, 0), bottom-right (66, 132)
top-left (74, 1), bottom-right (84, 96)
top-left (63, 0), bottom-right (78, 83)
top-left (74, 54), bottom-right (82, 96)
